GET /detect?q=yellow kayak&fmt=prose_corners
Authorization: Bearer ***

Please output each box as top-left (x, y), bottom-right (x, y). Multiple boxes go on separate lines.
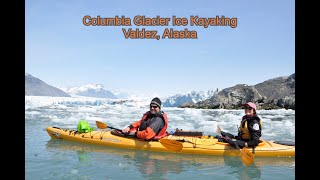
top-left (46, 126), bottom-right (295, 157)
top-left (46, 138), bottom-right (295, 167)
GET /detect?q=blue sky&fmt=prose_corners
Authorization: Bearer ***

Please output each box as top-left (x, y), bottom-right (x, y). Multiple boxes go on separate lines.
top-left (26, 0), bottom-right (295, 97)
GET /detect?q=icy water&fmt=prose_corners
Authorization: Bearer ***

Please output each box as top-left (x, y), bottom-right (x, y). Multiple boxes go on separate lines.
top-left (25, 96), bottom-right (295, 180)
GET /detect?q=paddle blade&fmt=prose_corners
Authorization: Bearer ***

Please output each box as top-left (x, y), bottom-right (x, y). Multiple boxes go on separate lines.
top-left (96, 121), bottom-right (108, 129)
top-left (159, 139), bottom-right (183, 152)
top-left (240, 147), bottom-right (254, 166)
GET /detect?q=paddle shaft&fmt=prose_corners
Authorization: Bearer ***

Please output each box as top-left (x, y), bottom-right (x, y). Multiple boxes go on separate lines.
top-left (96, 121), bottom-right (122, 131)
top-left (235, 144), bottom-right (241, 151)
top-left (107, 126), bottom-right (122, 131)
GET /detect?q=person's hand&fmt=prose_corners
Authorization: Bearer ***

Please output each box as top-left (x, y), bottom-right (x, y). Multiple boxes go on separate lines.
top-left (216, 125), bottom-right (227, 137)
top-left (216, 125), bottom-right (221, 135)
top-left (122, 127), bottom-right (130, 133)
top-left (128, 130), bottom-right (137, 136)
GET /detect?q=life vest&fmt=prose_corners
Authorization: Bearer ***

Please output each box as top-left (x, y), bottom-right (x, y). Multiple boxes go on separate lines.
top-left (153, 112), bottom-right (169, 139)
top-left (141, 111), bottom-right (169, 140)
top-left (239, 115), bottom-right (262, 140)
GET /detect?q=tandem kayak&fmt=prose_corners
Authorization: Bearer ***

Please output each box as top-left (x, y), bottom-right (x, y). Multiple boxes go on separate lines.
top-left (46, 126), bottom-right (295, 157)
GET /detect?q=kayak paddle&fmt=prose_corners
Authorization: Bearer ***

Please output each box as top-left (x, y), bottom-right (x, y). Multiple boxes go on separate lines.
top-left (216, 125), bottom-right (254, 166)
top-left (96, 121), bottom-right (184, 152)
top-left (95, 121), bottom-right (122, 131)
top-left (237, 144), bottom-right (254, 166)
top-left (159, 139), bottom-right (183, 152)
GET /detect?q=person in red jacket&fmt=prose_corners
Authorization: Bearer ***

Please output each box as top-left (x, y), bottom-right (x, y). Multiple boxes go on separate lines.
top-left (122, 97), bottom-right (169, 140)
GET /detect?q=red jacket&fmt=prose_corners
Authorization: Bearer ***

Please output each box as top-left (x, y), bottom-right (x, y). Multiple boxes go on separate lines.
top-left (129, 111), bottom-right (168, 140)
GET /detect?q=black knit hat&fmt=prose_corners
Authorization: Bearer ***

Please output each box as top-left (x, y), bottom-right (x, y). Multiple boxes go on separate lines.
top-left (150, 97), bottom-right (161, 107)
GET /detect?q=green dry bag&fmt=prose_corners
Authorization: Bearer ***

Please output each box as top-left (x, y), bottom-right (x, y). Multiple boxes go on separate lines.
top-left (77, 120), bottom-right (94, 133)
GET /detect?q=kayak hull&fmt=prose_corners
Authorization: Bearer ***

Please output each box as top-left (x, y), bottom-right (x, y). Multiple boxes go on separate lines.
top-left (46, 127), bottom-right (295, 157)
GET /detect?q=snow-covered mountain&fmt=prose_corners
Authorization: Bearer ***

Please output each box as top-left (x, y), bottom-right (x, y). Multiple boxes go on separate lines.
top-left (65, 83), bottom-right (117, 99)
top-left (163, 89), bottom-right (219, 107)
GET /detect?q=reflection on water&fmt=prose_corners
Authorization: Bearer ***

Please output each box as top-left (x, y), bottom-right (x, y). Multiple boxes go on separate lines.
top-left (46, 139), bottom-right (295, 180)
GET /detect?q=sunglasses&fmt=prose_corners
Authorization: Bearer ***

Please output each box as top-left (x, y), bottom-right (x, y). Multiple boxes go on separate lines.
top-left (244, 107), bottom-right (253, 110)
top-left (150, 105), bottom-right (158, 109)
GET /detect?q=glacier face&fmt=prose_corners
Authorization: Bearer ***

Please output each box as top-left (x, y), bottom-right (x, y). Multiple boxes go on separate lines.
top-left (65, 83), bottom-right (118, 99)
top-left (163, 89), bottom-right (219, 107)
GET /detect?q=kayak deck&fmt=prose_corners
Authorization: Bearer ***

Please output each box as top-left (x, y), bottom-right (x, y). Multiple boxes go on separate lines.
top-left (46, 126), bottom-right (295, 157)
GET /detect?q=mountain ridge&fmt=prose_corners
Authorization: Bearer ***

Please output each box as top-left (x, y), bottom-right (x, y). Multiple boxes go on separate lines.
top-left (180, 73), bottom-right (295, 110)
top-left (25, 73), bottom-right (70, 97)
